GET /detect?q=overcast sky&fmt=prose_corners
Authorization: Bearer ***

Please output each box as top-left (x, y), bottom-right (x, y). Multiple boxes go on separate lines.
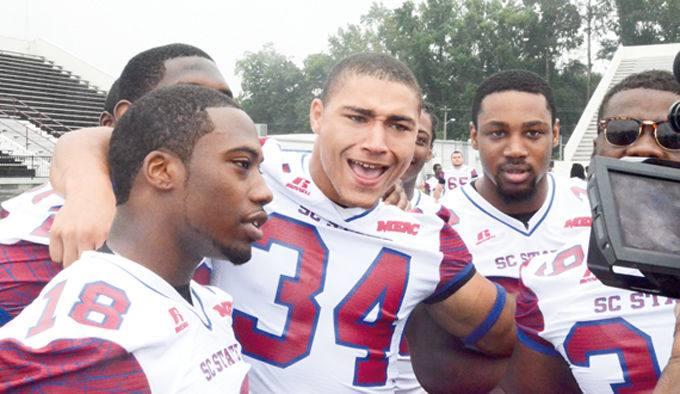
top-left (0, 0), bottom-right (408, 95)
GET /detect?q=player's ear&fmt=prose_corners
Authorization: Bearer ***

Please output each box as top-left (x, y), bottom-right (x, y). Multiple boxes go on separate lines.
top-left (552, 118), bottom-right (560, 148)
top-left (470, 121), bottom-right (479, 150)
top-left (142, 150), bottom-right (183, 192)
top-left (310, 99), bottom-right (324, 135)
top-left (99, 111), bottom-right (114, 127)
top-left (114, 100), bottom-right (132, 121)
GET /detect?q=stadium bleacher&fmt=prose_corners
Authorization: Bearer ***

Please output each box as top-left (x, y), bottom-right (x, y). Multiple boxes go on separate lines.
top-left (0, 49), bottom-right (106, 137)
top-left (0, 45), bottom-right (108, 180)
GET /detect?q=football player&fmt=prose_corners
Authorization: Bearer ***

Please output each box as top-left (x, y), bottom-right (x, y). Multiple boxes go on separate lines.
top-left (441, 150), bottom-right (478, 194)
top-left (46, 52), bottom-right (517, 392)
top-left (0, 85), bottom-right (269, 391)
top-left (396, 100), bottom-right (440, 393)
top-left (402, 101), bottom-right (440, 214)
top-left (502, 70), bottom-right (680, 393)
top-left (0, 43), bottom-right (232, 326)
top-left (408, 69), bottom-right (592, 393)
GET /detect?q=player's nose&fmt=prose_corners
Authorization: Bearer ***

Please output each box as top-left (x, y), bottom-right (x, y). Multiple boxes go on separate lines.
top-left (250, 172), bottom-right (273, 206)
top-left (361, 122), bottom-right (389, 154)
top-left (625, 127), bottom-right (664, 159)
top-left (503, 133), bottom-right (528, 158)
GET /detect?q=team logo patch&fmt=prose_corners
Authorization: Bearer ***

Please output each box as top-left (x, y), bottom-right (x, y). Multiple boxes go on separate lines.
top-left (377, 220), bottom-right (420, 235)
top-left (580, 268), bottom-right (597, 284)
top-left (168, 307), bottom-right (188, 333)
top-left (564, 216), bottom-right (592, 229)
top-left (282, 163), bottom-right (291, 173)
top-left (286, 177), bottom-right (311, 196)
top-left (475, 229), bottom-right (495, 245)
top-left (213, 301), bottom-right (233, 318)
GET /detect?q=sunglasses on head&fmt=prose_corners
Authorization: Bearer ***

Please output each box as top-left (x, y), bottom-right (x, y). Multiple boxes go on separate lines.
top-left (599, 116), bottom-right (680, 151)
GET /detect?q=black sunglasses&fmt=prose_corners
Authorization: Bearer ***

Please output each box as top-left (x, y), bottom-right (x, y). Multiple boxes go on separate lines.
top-left (599, 116), bottom-right (680, 151)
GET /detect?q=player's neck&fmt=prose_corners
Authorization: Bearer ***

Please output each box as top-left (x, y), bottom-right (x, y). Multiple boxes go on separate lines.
top-left (402, 178), bottom-right (416, 201)
top-left (108, 209), bottom-right (199, 288)
top-left (309, 148), bottom-right (343, 206)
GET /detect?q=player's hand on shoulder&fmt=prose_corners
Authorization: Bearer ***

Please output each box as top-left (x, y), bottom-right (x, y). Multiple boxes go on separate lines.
top-left (49, 186), bottom-right (115, 266)
top-left (382, 181), bottom-right (411, 211)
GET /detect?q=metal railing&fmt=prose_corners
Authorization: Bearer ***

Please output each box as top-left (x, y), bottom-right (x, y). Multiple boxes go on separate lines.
top-left (0, 95), bottom-right (71, 136)
top-left (0, 117), bottom-right (56, 154)
top-left (0, 153), bottom-right (51, 178)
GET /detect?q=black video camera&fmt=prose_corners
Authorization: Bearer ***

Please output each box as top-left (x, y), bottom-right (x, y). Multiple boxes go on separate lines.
top-left (670, 51), bottom-right (680, 132)
top-left (670, 100), bottom-right (680, 132)
top-left (588, 156), bottom-right (680, 298)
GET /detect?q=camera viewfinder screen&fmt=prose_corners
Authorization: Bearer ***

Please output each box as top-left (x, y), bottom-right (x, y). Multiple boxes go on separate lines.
top-left (610, 170), bottom-right (680, 254)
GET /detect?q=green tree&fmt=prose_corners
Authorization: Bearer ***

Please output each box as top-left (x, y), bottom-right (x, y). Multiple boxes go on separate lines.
top-left (236, 0), bottom-right (676, 142)
top-left (615, 0), bottom-right (679, 45)
top-left (236, 43), bottom-right (308, 133)
top-left (594, 0), bottom-right (679, 58)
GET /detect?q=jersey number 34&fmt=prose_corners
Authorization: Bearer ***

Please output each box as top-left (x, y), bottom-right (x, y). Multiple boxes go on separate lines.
top-left (233, 213), bottom-right (410, 387)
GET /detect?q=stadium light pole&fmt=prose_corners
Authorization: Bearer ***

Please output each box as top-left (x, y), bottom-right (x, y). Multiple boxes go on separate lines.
top-left (441, 105), bottom-right (451, 140)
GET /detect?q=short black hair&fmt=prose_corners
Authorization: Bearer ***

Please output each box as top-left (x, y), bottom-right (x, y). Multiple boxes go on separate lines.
top-left (570, 162), bottom-right (586, 179)
top-left (118, 43), bottom-right (213, 104)
top-left (321, 52), bottom-right (422, 109)
top-left (433, 163), bottom-right (442, 171)
top-left (422, 101), bottom-right (438, 146)
top-left (471, 69), bottom-right (557, 128)
top-left (109, 85), bottom-right (242, 205)
top-left (103, 78), bottom-right (120, 114)
top-left (598, 70), bottom-right (680, 125)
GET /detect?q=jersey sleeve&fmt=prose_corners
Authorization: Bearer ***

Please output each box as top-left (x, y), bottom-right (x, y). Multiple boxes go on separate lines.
top-left (0, 241), bottom-right (60, 326)
top-left (515, 280), bottom-right (560, 356)
top-left (0, 337), bottom-right (151, 391)
top-left (424, 206), bottom-right (476, 303)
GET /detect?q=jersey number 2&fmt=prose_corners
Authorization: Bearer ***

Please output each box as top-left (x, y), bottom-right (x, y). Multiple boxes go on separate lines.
top-left (564, 317), bottom-right (661, 393)
top-left (233, 214), bottom-right (410, 387)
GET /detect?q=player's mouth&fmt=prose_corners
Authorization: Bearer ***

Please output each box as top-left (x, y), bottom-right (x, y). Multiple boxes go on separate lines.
top-left (501, 165), bottom-right (531, 183)
top-left (348, 159), bottom-right (388, 186)
top-left (243, 211), bottom-right (268, 242)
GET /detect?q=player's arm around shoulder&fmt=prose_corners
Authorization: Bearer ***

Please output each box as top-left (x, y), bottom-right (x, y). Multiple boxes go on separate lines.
top-left (419, 211), bottom-right (515, 355)
top-left (49, 127), bottom-right (116, 266)
top-left (425, 271), bottom-right (516, 356)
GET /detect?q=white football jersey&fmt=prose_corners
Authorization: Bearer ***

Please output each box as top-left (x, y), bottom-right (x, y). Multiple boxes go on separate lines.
top-left (516, 233), bottom-right (675, 393)
top-left (441, 165), bottom-right (477, 195)
top-left (409, 189), bottom-right (440, 215)
top-left (0, 251), bottom-right (249, 393)
top-left (211, 139), bottom-right (476, 393)
top-left (0, 182), bottom-right (63, 245)
top-left (424, 176), bottom-right (441, 198)
top-left (439, 174), bottom-right (591, 293)
top-left (394, 189), bottom-right (441, 394)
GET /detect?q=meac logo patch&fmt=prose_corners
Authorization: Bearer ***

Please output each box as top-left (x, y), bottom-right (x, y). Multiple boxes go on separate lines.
top-left (564, 216), bottom-right (592, 229)
top-left (377, 220), bottom-right (420, 235)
